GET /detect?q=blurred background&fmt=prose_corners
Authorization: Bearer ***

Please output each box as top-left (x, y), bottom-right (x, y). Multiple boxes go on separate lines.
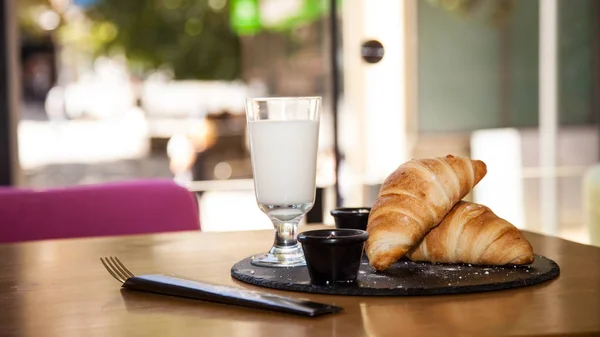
top-left (1, 0), bottom-right (599, 245)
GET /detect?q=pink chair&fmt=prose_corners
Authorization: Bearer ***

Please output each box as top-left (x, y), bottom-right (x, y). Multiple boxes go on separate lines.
top-left (0, 179), bottom-right (200, 244)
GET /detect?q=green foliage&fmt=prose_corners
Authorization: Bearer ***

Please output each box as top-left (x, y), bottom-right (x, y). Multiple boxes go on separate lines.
top-left (86, 0), bottom-right (242, 80)
top-left (17, 0), bottom-right (64, 40)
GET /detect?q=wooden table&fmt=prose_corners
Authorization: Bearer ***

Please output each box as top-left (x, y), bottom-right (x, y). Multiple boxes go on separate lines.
top-left (0, 227), bottom-right (598, 337)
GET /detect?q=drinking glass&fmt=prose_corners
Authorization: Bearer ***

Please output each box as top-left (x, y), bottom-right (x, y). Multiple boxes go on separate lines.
top-left (246, 96), bottom-right (321, 267)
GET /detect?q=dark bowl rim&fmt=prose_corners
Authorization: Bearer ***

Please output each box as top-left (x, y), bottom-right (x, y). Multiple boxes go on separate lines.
top-left (330, 207), bottom-right (371, 216)
top-left (298, 229), bottom-right (368, 245)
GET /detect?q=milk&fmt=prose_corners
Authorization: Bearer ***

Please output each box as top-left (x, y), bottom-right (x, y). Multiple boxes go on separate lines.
top-left (248, 120), bottom-right (319, 206)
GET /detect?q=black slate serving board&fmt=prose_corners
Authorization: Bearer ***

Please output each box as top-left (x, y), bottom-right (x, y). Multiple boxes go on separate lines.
top-left (231, 255), bottom-right (559, 296)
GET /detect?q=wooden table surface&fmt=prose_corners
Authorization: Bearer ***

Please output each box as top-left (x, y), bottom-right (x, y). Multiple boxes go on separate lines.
top-left (0, 227), bottom-right (598, 337)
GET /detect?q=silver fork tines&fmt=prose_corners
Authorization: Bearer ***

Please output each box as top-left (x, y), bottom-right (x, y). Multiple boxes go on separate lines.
top-left (100, 257), bottom-right (136, 284)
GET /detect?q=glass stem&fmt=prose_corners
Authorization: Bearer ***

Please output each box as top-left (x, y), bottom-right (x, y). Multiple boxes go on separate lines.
top-left (271, 219), bottom-right (300, 248)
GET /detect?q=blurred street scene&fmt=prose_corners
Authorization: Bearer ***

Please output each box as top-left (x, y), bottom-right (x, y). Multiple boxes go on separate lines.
top-left (13, 0), bottom-right (600, 244)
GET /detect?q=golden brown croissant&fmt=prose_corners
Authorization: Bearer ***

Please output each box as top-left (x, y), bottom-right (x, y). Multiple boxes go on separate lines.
top-left (407, 201), bottom-right (534, 265)
top-left (366, 155), bottom-right (487, 271)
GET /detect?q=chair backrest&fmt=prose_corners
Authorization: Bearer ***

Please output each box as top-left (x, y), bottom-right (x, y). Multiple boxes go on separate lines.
top-left (0, 179), bottom-right (200, 244)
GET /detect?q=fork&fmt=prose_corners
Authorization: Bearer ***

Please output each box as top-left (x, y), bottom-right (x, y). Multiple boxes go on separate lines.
top-left (100, 257), bottom-right (135, 283)
top-left (99, 256), bottom-right (342, 317)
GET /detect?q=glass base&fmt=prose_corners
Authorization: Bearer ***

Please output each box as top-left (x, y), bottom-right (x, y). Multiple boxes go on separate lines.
top-left (251, 244), bottom-right (306, 267)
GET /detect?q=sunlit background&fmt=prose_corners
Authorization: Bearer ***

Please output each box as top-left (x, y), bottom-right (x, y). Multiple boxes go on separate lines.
top-left (12, 0), bottom-right (600, 245)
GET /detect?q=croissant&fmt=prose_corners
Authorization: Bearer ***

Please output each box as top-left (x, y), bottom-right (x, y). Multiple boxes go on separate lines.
top-left (407, 201), bottom-right (534, 265)
top-left (366, 155), bottom-right (487, 271)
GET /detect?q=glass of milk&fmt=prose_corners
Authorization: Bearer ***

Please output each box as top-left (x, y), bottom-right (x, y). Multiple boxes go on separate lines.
top-left (245, 96), bottom-right (321, 267)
